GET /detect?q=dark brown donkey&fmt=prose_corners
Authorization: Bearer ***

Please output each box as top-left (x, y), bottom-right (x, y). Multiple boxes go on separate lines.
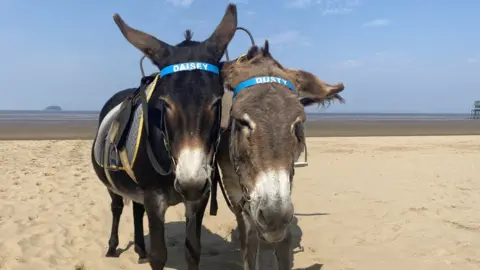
top-left (90, 4), bottom-right (237, 270)
top-left (216, 41), bottom-right (345, 269)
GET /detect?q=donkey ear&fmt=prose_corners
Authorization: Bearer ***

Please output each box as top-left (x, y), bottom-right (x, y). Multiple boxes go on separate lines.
top-left (262, 40), bottom-right (270, 57)
top-left (113, 14), bottom-right (172, 65)
top-left (204, 4), bottom-right (238, 60)
top-left (286, 69), bottom-right (346, 107)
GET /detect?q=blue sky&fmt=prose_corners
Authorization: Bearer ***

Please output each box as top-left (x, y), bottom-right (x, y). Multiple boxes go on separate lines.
top-left (1, 0), bottom-right (479, 113)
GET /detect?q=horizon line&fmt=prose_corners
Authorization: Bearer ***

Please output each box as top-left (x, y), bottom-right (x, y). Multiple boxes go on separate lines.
top-left (0, 109), bottom-right (473, 115)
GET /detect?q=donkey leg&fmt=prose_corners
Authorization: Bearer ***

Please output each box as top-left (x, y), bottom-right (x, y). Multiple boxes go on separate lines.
top-left (241, 214), bottom-right (260, 270)
top-left (133, 201), bottom-right (148, 264)
top-left (184, 191), bottom-right (210, 270)
top-left (235, 211), bottom-right (247, 250)
top-left (273, 228), bottom-right (293, 270)
top-left (144, 191), bottom-right (169, 270)
top-left (106, 190), bottom-right (124, 257)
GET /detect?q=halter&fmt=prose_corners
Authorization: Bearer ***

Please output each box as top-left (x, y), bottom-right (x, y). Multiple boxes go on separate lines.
top-left (232, 76), bottom-right (296, 99)
top-left (137, 58), bottom-right (221, 176)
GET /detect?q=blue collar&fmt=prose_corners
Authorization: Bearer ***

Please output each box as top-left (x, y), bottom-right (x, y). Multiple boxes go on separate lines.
top-left (160, 62), bottom-right (219, 77)
top-left (233, 76), bottom-right (296, 98)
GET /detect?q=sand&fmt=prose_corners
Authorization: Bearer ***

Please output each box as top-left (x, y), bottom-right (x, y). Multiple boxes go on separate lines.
top-left (0, 136), bottom-right (479, 270)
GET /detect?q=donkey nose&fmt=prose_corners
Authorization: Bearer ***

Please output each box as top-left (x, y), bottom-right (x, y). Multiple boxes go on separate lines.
top-left (174, 178), bottom-right (210, 201)
top-left (257, 202), bottom-right (294, 229)
top-left (175, 148), bottom-right (210, 182)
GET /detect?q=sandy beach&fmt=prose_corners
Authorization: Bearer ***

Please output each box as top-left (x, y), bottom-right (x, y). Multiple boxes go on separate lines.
top-left (1, 134), bottom-right (479, 270)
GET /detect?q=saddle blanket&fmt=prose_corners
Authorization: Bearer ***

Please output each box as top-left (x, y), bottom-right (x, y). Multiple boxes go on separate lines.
top-left (93, 76), bottom-right (158, 171)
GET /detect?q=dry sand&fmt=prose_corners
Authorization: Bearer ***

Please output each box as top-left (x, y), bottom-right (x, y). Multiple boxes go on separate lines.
top-left (0, 136), bottom-right (479, 270)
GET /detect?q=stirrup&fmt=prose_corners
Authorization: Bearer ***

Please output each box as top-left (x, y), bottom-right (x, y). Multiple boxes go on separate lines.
top-left (294, 144), bottom-right (308, 168)
top-left (294, 126), bottom-right (308, 168)
top-left (105, 138), bottom-right (121, 171)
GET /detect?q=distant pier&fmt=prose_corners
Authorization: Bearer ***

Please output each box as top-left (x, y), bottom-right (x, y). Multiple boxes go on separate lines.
top-left (471, 100), bottom-right (480, 119)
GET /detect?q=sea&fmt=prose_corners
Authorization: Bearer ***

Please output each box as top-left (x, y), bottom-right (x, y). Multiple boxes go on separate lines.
top-left (0, 110), bottom-right (474, 123)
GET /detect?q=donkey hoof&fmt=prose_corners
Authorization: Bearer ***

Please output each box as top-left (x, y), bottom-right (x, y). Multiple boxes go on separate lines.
top-left (134, 245), bottom-right (148, 264)
top-left (105, 248), bottom-right (118, 257)
top-left (138, 256), bottom-right (150, 264)
top-left (134, 245), bottom-right (147, 255)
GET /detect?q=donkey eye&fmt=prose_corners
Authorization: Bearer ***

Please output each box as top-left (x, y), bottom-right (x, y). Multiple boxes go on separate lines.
top-left (156, 99), bottom-right (172, 112)
top-left (236, 119), bottom-right (252, 130)
top-left (211, 99), bottom-right (221, 111)
top-left (164, 102), bottom-right (173, 111)
top-left (235, 118), bottom-right (253, 138)
top-left (234, 114), bottom-right (255, 139)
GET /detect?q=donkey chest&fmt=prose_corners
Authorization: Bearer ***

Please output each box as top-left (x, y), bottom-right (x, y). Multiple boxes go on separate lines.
top-left (107, 180), bottom-right (183, 206)
top-left (107, 184), bottom-right (144, 204)
top-left (217, 162), bottom-right (243, 210)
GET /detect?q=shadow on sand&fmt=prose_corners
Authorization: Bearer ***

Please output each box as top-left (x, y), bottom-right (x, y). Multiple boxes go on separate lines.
top-left (118, 214), bottom-right (325, 269)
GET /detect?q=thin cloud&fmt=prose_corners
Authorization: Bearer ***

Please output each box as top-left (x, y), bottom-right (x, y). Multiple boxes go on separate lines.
top-left (165, 0), bottom-right (194, 8)
top-left (264, 30), bottom-right (313, 47)
top-left (467, 54), bottom-right (479, 63)
top-left (286, 0), bottom-right (315, 8)
top-left (286, 0), bottom-right (362, 16)
top-left (340, 59), bottom-right (362, 68)
top-left (363, 19), bottom-right (391, 27)
top-left (336, 51), bottom-right (413, 70)
top-left (322, 7), bottom-right (353, 15)
top-left (231, 0), bottom-right (249, 4)
top-left (246, 10), bottom-right (257, 16)
top-left (179, 19), bottom-right (205, 25)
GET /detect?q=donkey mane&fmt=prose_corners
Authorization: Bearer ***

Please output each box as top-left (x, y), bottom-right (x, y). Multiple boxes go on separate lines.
top-left (222, 41), bottom-right (344, 107)
top-left (222, 42), bottom-right (290, 87)
top-left (176, 29), bottom-right (200, 47)
top-left (301, 94), bottom-right (345, 108)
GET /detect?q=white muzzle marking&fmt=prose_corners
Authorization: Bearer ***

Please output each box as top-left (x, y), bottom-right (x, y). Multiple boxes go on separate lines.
top-left (251, 169), bottom-right (291, 207)
top-left (175, 148), bottom-right (211, 183)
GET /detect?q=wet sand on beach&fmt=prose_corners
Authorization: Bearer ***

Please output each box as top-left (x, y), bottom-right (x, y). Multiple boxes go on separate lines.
top-left (1, 118), bottom-right (479, 140)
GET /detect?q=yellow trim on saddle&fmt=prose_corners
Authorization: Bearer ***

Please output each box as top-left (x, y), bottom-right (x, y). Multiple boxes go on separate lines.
top-left (130, 74), bottom-right (159, 167)
top-left (119, 148), bottom-right (137, 182)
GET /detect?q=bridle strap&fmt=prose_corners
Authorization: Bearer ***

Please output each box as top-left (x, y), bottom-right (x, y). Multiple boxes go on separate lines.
top-left (138, 76), bottom-right (173, 176)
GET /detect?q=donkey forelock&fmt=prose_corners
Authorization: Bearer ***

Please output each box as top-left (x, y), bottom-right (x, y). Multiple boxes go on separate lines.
top-left (113, 4), bottom-right (237, 200)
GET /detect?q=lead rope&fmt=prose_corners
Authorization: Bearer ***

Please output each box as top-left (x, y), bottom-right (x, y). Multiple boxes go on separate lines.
top-left (224, 27), bottom-right (256, 62)
top-left (209, 103), bottom-right (224, 215)
top-left (140, 55), bottom-right (146, 77)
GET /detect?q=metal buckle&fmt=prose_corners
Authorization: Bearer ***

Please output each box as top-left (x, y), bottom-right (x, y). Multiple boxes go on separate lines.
top-left (109, 144), bottom-right (121, 170)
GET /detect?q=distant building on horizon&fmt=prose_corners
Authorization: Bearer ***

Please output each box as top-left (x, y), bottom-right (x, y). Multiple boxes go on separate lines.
top-left (471, 100), bottom-right (480, 119)
top-left (43, 105), bottom-right (63, 112)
